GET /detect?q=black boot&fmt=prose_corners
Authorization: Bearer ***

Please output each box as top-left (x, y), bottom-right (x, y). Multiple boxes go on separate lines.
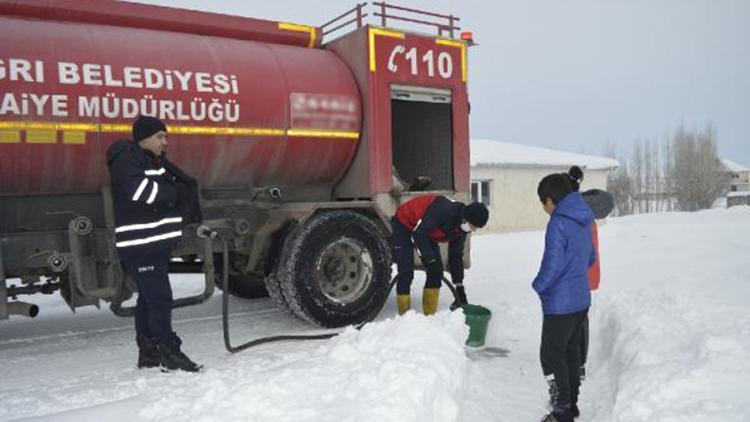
top-left (156, 335), bottom-right (203, 372)
top-left (136, 334), bottom-right (161, 369)
top-left (571, 403), bottom-right (580, 418)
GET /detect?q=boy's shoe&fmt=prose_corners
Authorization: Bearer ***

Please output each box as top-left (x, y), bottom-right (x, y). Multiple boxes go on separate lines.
top-left (136, 334), bottom-right (161, 369)
top-left (156, 336), bottom-right (203, 372)
top-left (540, 406), bottom-right (574, 422)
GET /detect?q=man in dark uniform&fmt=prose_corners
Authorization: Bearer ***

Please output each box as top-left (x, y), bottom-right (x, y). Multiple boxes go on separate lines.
top-left (392, 196), bottom-right (489, 315)
top-left (106, 115), bottom-right (201, 372)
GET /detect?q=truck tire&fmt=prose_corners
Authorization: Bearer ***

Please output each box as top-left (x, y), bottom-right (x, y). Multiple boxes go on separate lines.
top-left (265, 271), bottom-right (294, 316)
top-left (271, 210), bottom-right (392, 327)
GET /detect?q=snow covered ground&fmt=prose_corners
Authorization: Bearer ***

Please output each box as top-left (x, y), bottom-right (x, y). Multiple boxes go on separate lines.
top-left (1, 206), bottom-right (749, 422)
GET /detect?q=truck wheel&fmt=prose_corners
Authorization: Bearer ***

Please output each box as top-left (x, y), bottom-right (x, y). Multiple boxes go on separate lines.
top-left (272, 210), bottom-right (391, 327)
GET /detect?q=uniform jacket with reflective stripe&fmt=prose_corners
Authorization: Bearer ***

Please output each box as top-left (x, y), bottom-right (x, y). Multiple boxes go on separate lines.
top-left (395, 195), bottom-right (467, 284)
top-left (106, 140), bottom-right (183, 260)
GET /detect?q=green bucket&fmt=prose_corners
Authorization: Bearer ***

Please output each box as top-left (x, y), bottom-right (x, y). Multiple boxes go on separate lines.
top-left (462, 304), bottom-right (492, 347)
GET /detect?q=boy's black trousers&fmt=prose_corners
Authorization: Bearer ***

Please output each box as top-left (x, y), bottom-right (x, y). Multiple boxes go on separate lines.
top-left (540, 308), bottom-right (589, 407)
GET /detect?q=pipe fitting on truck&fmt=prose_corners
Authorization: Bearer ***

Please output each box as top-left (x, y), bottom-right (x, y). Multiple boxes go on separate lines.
top-left (234, 219), bottom-right (251, 236)
top-left (268, 187), bottom-right (282, 200)
top-left (69, 216), bottom-right (93, 236)
top-left (47, 253), bottom-right (68, 273)
top-left (7, 301), bottom-right (39, 318)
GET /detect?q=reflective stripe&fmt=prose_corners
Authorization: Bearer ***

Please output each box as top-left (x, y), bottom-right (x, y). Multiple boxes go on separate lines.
top-left (412, 219), bottom-right (423, 255)
top-left (115, 217), bottom-right (183, 233)
top-left (132, 178), bottom-right (149, 201)
top-left (145, 168), bottom-right (165, 176)
top-left (145, 181), bottom-right (159, 204)
top-left (116, 230), bottom-right (182, 248)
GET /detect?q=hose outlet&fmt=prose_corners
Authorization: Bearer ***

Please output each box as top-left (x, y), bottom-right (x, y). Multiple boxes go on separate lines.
top-left (7, 301), bottom-right (39, 318)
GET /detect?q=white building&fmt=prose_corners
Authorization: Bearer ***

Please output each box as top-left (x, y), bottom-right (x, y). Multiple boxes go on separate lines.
top-left (721, 159), bottom-right (750, 193)
top-left (470, 139), bottom-right (619, 233)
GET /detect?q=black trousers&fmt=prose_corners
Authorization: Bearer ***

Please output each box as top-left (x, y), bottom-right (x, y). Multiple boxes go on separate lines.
top-left (580, 313), bottom-right (589, 367)
top-left (540, 309), bottom-right (589, 407)
top-left (392, 218), bottom-right (441, 295)
top-left (122, 252), bottom-right (174, 344)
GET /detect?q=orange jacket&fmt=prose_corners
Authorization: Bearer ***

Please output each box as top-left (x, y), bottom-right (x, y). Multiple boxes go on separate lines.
top-left (588, 222), bottom-right (600, 290)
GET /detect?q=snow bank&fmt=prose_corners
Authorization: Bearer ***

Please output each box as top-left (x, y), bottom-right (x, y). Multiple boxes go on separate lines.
top-left (138, 311), bottom-right (467, 422)
top-left (594, 291), bottom-right (750, 421)
top-left (587, 207), bottom-right (750, 421)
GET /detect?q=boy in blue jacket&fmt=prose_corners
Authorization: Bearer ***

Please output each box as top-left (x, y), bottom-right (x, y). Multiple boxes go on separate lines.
top-left (533, 173), bottom-right (595, 422)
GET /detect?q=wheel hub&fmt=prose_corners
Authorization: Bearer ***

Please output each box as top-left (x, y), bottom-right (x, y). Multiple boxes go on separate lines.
top-left (314, 237), bottom-right (373, 304)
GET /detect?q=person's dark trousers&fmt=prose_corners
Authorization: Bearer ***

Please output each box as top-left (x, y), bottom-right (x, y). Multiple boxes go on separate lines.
top-left (122, 252), bottom-right (175, 344)
top-left (540, 308), bottom-right (589, 409)
top-left (392, 217), bottom-right (415, 295)
top-left (580, 313), bottom-right (589, 374)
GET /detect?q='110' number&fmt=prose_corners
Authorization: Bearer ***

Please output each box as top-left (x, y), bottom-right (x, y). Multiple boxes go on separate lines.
top-left (388, 46), bottom-right (454, 79)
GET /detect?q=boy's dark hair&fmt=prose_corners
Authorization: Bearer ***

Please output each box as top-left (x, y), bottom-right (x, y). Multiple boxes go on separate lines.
top-left (537, 173), bottom-right (573, 205)
top-left (567, 166), bottom-right (584, 192)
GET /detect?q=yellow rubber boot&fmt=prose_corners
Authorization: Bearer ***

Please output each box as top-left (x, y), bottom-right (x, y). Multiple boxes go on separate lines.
top-left (396, 294), bottom-right (411, 316)
top-left (422, 288), bottom-right (440, 316)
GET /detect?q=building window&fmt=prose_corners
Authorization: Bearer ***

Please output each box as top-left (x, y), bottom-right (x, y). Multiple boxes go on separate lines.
top-left (471, 180), bottom-right (491, 205)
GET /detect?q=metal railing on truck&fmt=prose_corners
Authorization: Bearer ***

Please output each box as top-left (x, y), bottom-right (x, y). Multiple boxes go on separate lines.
top-left (321, 2), bottom-right (461, 42)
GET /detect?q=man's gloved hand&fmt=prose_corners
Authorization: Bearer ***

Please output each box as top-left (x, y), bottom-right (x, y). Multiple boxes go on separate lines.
top-left (450, 282), bottom-right (468, 311)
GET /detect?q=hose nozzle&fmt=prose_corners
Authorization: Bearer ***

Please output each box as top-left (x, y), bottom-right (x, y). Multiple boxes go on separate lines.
top-left (197, 225), bottom-right (217, 239)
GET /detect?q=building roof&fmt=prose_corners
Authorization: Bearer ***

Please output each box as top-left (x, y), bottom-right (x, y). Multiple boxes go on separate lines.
top-left (471, 139), bottom-right (619, 170)
top-left (721, 159), bottom-right (749, 173)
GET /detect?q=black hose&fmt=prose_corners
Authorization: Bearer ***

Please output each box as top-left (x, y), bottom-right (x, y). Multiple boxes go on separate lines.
top-left (218, 232), bottom-right (457, 354)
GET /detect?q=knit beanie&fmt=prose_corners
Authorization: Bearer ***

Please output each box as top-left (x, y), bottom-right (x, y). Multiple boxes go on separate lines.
top-left (464, 202), bottom-right (489, 228)
top-left (132, 115), bottom-right (167, 142)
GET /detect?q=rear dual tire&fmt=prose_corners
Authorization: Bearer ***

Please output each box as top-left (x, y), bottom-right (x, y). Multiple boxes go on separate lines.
top-left (266, 210), bottom-right (392, 327)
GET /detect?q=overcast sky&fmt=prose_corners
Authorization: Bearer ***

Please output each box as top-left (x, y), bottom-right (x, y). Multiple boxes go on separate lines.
top-left (135, 0), bottom-right (750, 166)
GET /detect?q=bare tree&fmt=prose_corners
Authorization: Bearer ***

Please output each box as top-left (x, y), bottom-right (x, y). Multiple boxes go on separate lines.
top-left (668, 125), bottom-right (729, 211)
top-left (663, 135), bottom-right (675, 212)
top-left (631, 140), bottom-right (644, 213)
top-left (603, 143), bottom-right (633, 216)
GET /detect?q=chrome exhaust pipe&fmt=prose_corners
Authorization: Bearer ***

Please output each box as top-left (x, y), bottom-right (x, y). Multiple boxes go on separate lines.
top-left (7, 301), bottom-right (39, 318)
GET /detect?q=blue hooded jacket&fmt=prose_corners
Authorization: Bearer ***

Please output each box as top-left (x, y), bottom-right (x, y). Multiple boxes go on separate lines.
top-left (532, 192), bottom-right (595, 315)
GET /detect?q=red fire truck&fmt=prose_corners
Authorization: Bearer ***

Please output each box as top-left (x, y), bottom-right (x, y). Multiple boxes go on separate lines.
top-left (0, 1), bottom-right (472, 327)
